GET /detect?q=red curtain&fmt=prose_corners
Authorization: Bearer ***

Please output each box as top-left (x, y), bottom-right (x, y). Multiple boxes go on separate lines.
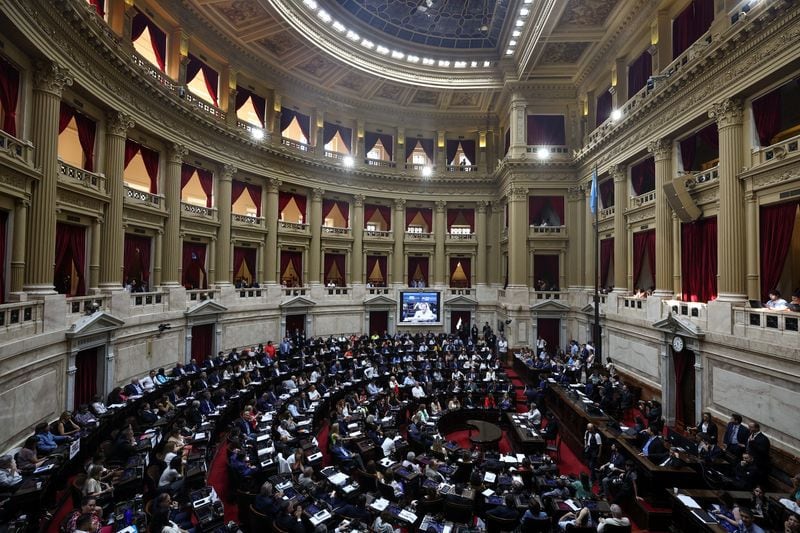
top-left (324, 253), bottom-right (346, 285)
top-left (365, 132), bottom-right (394, 161)
top-left (673, 350), bottom-right (694, 424)
top-left (600, 238), bottom-right (614, 288)
top-left (529, 196), bottom-right (565, 225)
top-left (752, 90), bottom-right (782, 146)
top-left (182, 242), bottom-right (207, 289)
top-left (526, 115), bottom-right (566, 145)
top-left (123, 234), bottom-right (152, 285)
top-left (533, 255), bottom-right (559, 286)
top-left (191, 324), bottom-right (213, 364)
top-left (180, 163), bottom-right (195, 190)
top-left (140, 146), bottom-right (159, 194)
top-left (279, 108), bottom-right (311, 142)
top-left (88, 0), bottom-right (105, 17)
top-left (529, 197), bottom-right (544, 225)
top-left (760, 201), bottom-right (799, 300)
top-left (369, 311), bottom-right (388, 336)
top-left (364, 204), bottom-right (391, 229)
top-left (186, 54), bottom-right (219, 106)
top-left (132, 10), bottom-right (166, 71)
top-left (633, 229), bottom-right (656, 290)
top-left (232, 181), bottom-right (262, 216)
top-left (322, 200), bottom-right (349, 227)
top-left (680, 135), bottom-right (696, 172)
top-left (124, 139), bottom-right (140, 168)
top-left (596, 89), bottom-right (612, 126)
top-left (74, 113), bottom-right (96, 172)
top-left (446, 140), bottom-right (461, 165)
top-left (461, 140), bottom-right (476, 166)
top-left (407, 256), bottom-right (429, 286)
top-left (278, 192), bottom-right (307, 220)
top-left (0, 211), bottom-right (6, 304)
top-left (631, 158), bottom-right (655, 195)
top-left (628, 50), bottom-right (652, 97)
top-left (449, 257), bottom-right (471, 287)
top-left (366, 255), bottom-right (387, 285)
top-left (406, 208), bottom-right (432, 232)
top-left (673, 0), bottom-right (713, 59)
top-left (537, 318), bottom-right (560, 353)
top-left (74, 348), bottom-right (98, 410)
top-left (197, 169), bottom-right (214, 208)
top-left (233, 246), bottom-right (257, 283)
top-left (600, 179), bottom-right (614, 208)
top-left (235, 87), bottom-right (266, 127)
top-left (0, 56), bottom-right (20, 136)
top-left (681, 218), bottom-right (717, 302)
top-left (54, 223), bottom-right (87, 296)
top-left (323, 123), bottom-right (353, 153)
top-left (59, 103), bottom-right (73, 134)
top-left (446, 209), bottom-right (459, 231)
top-left (280, 250), bottom-right (303, 285)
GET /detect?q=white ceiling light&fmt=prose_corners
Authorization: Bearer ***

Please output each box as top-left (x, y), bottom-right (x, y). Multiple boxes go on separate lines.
top-left (422, 58), bottom-right (435, 65)
top-left (536, 147), bottom-right (550, 159)
top-left (407, 55), bottom-right (420, 63)
top-left (438, 60), bottom-right (450, 67)
top-left (422, 166), bottom-right (433, 178)
top-left (302, 0), bottom-right (317, 8)
top-left (332, 21), bottom-right (346, 32)
top-left (361, 39), bottom-right (374, 49)
top-left (610, 109), bottom-right (622, 121)
top-left (346, 30), bottom-right (359, 41)
top-left (391, 50), bottom-right (404, 59)
top-left (317, 9), bottom-right (331, 23)
top-left (506, 49), bottom-right (514, 55)
top-left (509, 40), bottom-right (517, 46)
top-left (376, 45), bottom-right (390, 55)
top-left (251, 128), bottom-right (265, 141)
top-left (520, 8), bottom-right (530, 16)
top-left (512, 30), bottom-right (521, 37)
top-left (454, 61), bottom-right (467, 68)
top-left (343, 156), bottom-right (354, 167)
top-left (515, 19), bottom-right (524, 26)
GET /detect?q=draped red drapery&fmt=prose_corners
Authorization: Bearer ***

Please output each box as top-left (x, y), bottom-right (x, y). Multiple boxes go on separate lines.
top-left (233, 246), bottom-right (257, 284)
top-left (231, 181), bottom-right (263, 216)
top-left (54, 223), bottom-right (87, 296)
top-left (407, 256), bottom-right (429, 286)
top-left (59, 103), bottom-right (97, 172)
top-left (596, 89), bottom-right (612, 126)
top-left (323, 123), bottom-right (353, 153)
top-left (446, 209), bottom-right (475, 232)
top-left (0, 56), bottom-right (19, 137)
top-left (182, 242), bottom-right (207, 289)
top-left (190, 324), bottom-right (213, 364)
top-left (628, 49), bottom-right (652, 97)
top-left (533, 255), bottom-right (559, 287)
top-left (405, 138), bottom-right (434, 163)
top-left (599, 179), bottom-right (614, 208)
top-left (279, 108), bottom-right (311, 142)
top-left (278, 192), bottom-right (307, 221)
top-left (322, 199), bottom-right (350, 228)
top-left (124, 139), bottom-right (160, 193)
top-left (131, 9), bottom-right (167, 71)
top-left (74, 348), bottom-right (98, 410)
top-left (681, 217), bottom-right (717, 302)
top-left (406, 208), bottom-right (433, 232)
top-left (673, 350), bottom-right (695, 426)
top-left (752, 89), bottom-right (782, 147)
top-left (235, 87), bottom-right (266, 127)
top-left (0, 211), bottom-right (6, 304)
top-left (123, 234), bottom-right (152, 286)
top-left (366, 255), bottom-right (387, 285)
top-left (631, 158), bottom-right (655, 195)
top-left (600, 238), bottom-right (614, 288)
top-left (528, 196), bottom-right (565, 225)
top-left (526, 115), bottom-right (566, 145)
top-left (186, 54), bottom-right (219, 106)
top-left (323, 253), bottom-right (346, 286)
top-left (449, 257), bottom-right (471, 287)
top-left (632, 229), bottom-right (656, 290)
top-left (280, 250), bottom-right (303, 286)
top-left (759, 201), bottom-right (799, 300)
top-left (537, 318), bottom-right (560, 354)
top-left (88, 0), bottom-right (105, 17)
top-left (672, 0), bottom-right (714, 59)
top-left (365, 132), bottom-right (394, 161)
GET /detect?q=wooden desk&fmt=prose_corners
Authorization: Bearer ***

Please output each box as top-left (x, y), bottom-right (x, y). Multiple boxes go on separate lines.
top-left (612, 434), bottom-right (700, 500)
top-left (505, 412), bottom-right (545, 454)
top-left (545, 385), bottom-right (609, 457)
top-left (665, 488), bottom-right (766, 533)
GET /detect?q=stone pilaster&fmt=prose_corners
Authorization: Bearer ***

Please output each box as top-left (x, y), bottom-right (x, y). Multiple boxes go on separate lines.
top-left (25, 61), bottom-right (73, 294)
top-left (308, 188), bottom-right (323, 284)
top-left (745, 190), bottom-right (759, 299)
top-left (264, 178), bottom-right (281, 284)
top-left (475, 201), bottom-right (488, 285)
top-left (215, 164), bottom-right (235, 285)
top-left (162, 143), bottom-right (186, 286)
top-left (352, 195), bottom-right (364, 284)
top-left (10, 199), bottom-right (28, 294)
top-left (508, 93), bottom-right (528, 159)
top-left (89, 217), bottom-right (102, 292)
top-left (488, 203), bottom-right (502, 285)
top-left (648, 138), bottom-right (673, 297)
top-left (507, 186), bottom-right (529, 287)
top-left (100, 111), bottom-right (134, 291)
top-left (434, 200), bottom-right (446, 285)
top-left (392, 198), bottom-right (406, 284)
top-left (611, 164), bottom-right (628, 292)
top-left (153, 231), bottom-right (163, 286)
top-left (584, 186), bottom-right (595, 289)
top-left (566, 187), bottom-right (584, 289)
top-left (709, 98), bottom-right (746, 301)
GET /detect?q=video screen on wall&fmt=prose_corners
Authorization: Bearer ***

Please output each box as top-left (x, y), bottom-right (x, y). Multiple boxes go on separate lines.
top-left (398, 291), bottom-right (442, 325)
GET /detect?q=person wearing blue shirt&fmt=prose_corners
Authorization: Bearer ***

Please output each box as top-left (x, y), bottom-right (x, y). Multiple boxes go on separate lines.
top-left (34, 422), bottom-right (68, 454)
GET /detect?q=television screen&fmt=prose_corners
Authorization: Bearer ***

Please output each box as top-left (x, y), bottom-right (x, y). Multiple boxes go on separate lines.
top-left (399, 291), bottom-right (442, 325)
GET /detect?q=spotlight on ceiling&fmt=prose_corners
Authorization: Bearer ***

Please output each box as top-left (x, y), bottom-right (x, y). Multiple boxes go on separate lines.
top-left (610, 109), bottom-right (622, 121)
top-left (251, 128), bottom-right (265, 141)
top-left (343, 156), bottom-right (354, 167)
top-left (422, 166), bottom-right (433, 178)
top-left (536, 147), bottom-right (550, 160)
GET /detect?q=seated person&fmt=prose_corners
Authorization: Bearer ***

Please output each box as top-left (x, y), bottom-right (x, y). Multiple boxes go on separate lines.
top-left (34, 421), bottom-right (69, 455)
top-left (713, 506), bottom-right (765, 533)
top-left (558, 507), bottom-right (592, 530)
top-left (765, 289), bottom-right (788, 310)
top-left (487, 494), bottom-right (520, 521)
top-left (15, 436), bottom-right (45, 472)
top-left (639, 426), bottom-right (668, 464)
top-left (73, 404), bottom-right (98, 427)
top-left (521, 498), bottom-right (548, 522)
top-left (55, 411), bottom-right (81, 437)
top-left (0, 455), bottom-right (22, 489)
top-left (254, 481), bottom-right (279, 515)
top-left (597, 504), bottom-right (631, 532)
top-left (63, 496), bottom-right (104, 533)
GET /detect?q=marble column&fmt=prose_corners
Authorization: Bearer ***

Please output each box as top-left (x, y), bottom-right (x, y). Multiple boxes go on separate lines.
top-left (100, 111), bottom-right (134, 291)
top-left (436, 132), bottom-right (446, 172)
top-left (264, 179), bottom-right (281, 284)
top-left (489, 203), bottom-right (502, 285)
top-left (392, 199), bottom-right (406, 284)
top-left (309, 188), bottom-right (323, 284)
top-left (207, 238), bottom-right (216, 285)
top-left (709, 98), bottom-right (747, 301)
top-left (611, 165), bottom-right (628, 292)
top-left (89, 218), bottom-right (102, 292)
top-left (434, 200), bottom-right (446, 285)
top-left (352, 195), bottom-right (364, 284)
top-left (672, 213), bottom-right (682, 295)
top-left (24, 61), bottom-right (72, 294)
top-left (583, 186), bottom-right (596, 289)
top-left (745, 190), bottom-right (759, 299)
top-left (566, 187), bottom-right (583, 289)
top-left (508, 93), bottom-right (528, 159)
top-left (215, 164), bottom-right (235, 285)
top-left (10, 199), bottom-right (28, 294)
top-left (475, 201), bottom-right (488, 286)
top-left (613, 58), bottom-right (627, 109)
top-left (648, 138), bottom-right (673, 297)
top-left (153, 231), bottom-right (163, 286)
top-left (507, 186), bottom-right (529, 287)
top-left (162, 143), bottom-right (187, 286)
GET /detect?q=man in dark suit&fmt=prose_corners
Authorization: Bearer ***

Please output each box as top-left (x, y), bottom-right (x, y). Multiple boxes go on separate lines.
top-left (123, 378), bottom-right (144, 397)
top-left (722, 413), bottom-right (750, 458)
top-left (639, 426), bottom-right (668, 464)
top-left (171, 362), bottom-right (186, 378)
top-left (733, 453), bottom-right (760, 490)
top-left (185, 359), bottom-right (199, 374)
top-left (487, 495), bottom-right (520, 521)
top-left (746, 422), bottom-right (770, 482)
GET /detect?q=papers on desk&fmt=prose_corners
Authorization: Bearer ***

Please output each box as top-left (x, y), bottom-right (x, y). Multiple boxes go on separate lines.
top-left (677, 494), bottom-right (702, 509)
top-left (482, 488), bottom-right (495, 497)
top-left (564, 499), bottom-right (581, 512)
top-left (34, 464), bottom-right (55, 474)
top-left (307, 452), bottom-right (323, 462)
top-left (256, 432), bottom-right (271, 442)
top-left (342, 483), bottom-right (358, 494)
top-left (371, 498), bottom-right (390, 511)
top-left (379, 458), bottom-right (396, 468)
top-left (547, 378), bottom-right (557, 383)
top-left (309, 510), bottom-right (332, 526)
top-left (328, 472), bottom-right (349, 486)
top-left (483, 472), bottom-right (496, 483)
top-left (500, 454), bottom-right (518, 463)
top-left (193, 432), bottom-right (207, 441)
top-left (398, 509), bottom-right (418, 523)
top-left (619, 426), bottom-right (630, 432)
top-left (349, 431), bottom-right (363, 437)
top-left (277, 480), bottom-right (293, 491)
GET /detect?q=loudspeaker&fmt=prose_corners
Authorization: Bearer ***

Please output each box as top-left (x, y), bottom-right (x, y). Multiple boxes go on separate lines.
top-left (663, 177), bottom-right (701, 223)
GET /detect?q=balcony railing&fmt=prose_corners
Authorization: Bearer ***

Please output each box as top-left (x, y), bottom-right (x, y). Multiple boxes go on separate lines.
top-left (130, 52), bottom-right (176, 91)
top-left (279, 221), bottom-right (309, 232)
top-left (0, 129), bottom-right (35, 168)
top-left (281, 138), bottom-right (311, 152)
top-left (0, 301), bottom-right (43, 336)
top-left (533, 291), bottom-right (565, 301)
top-left (130, 291), bottom-right (168, 314)
top-left (325, 287), bottom-right (351, 296)
top-left (66, 296), bottom-right (108, 316)
top-left (367, 287), bottom-right (390, 295)
top-left (324, 150), bottom-right (345, 160)
top-left (752, 132), bottom-right (800, 166)
top-left (187, 289), bottom-right (217, 302)
top-left (183, 91), bottom-right (226, 121)
top-left (529, 225), bottom-right (566, 236)
top-left (237, 289), bottom-right (264, 298)
top-left (365, 230), bottom-right (392, 238)
top-left (282, 287), bottom-right (308, 297)
top-left (232, 213), bottom-right (264, 227)
top-left (684, 165), bottom-right (719, 190)
top-left (182, 202), bottom-right (217, 218)
top-left (365, 158), bottom-right (396, 168)
top-left (622, 297), bottom-right (646, 311)
top-left (739, 308), bottom-right (800, 334)
top-left (525, 145), bottom-right (570, 157)
top-left (630, 190), bottom-right (656, 208)
top-left (124, 185), bottom-right (162, 208)
top-left (445, 165), bottom-right (478, 172)
top-left (405, 163), bottom-right (427, 171)
top-left (447, 233), bottom-right (475, 241)
top-left (321, 226), bottom-right (351, 236)
top-left (600, 206), bottom-right (615, 219)
top-left (58, 159), bottom-right (106, 194)
top-left (448, 288), bottom-right (473, 296)
top-left (405, 232), bottom-right (433, 240)
top-left (667, 300), bottom-right (707, 320)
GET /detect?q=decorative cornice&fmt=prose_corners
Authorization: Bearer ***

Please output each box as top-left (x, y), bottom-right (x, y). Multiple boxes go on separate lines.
top-left (507, 186), bottom-right (529, 201)
top-left (435, 200), bottom-right (447, 213)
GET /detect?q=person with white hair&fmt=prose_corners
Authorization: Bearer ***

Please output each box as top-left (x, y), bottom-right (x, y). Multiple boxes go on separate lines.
top-left (597, 504), bottom-right (631, 532)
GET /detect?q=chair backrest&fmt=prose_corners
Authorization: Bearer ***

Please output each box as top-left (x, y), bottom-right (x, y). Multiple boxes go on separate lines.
top-left (600, 524), bottom-right (632, 533)
top-left (565, 525), bottom-right (596, 533)
top-left (520, 517), bottom-right (551, 533)
top-left (444, 501), bottom-right (473, 524)
top-left (248, 504), bottom-right (269, 533)
top-left (487, 515), bottom-right (520, 533)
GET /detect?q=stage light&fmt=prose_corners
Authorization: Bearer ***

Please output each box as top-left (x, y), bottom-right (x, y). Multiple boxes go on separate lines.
top-left (610, 109), bottom-right (622, 121)
top-left (343, 156), bottom-right (354, 167)
top-left (251, 128), bottom-right (264, 141)
top-left (422, 166), bottom-right (432, 178)
top-left (536, 147), bottom-right (550, 160)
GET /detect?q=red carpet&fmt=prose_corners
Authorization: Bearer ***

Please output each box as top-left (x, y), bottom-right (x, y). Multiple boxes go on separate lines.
top-left (206, 441), bottom-right (239, 522)
top-left (444, 429), bottom-right (513, 455)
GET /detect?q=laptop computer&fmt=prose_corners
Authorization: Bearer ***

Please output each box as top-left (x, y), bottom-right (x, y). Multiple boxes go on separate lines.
top-left (749, 299), bottom-right (765, 308)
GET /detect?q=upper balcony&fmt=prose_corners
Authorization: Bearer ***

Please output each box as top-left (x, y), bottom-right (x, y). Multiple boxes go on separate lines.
top-left (0, 129), bottom-right (35, 174)
top-left (629, 190), bottom-right (655, 209)
top-left (278, 220), bottom-right (310, 235)
top-left (364, 158), bottom-right (396, 169)
top-left (528, 225), bottom-right (567, 239)
top-left (599, 206), bottom-right (615, 220)
top-left (58, 160), bottom-right (107, 196)
top-left (321, 226), bottom-right (352, 238)
top-left (232, 213), bottom-right (265, 229)
top-left (364, 229), bottom-right (392, 241)
top-left (182, 201), bottom-right (217, 220)
top-left (281, 137), bottom-right (312, 153)
top-left (446, 232), bottom-right (476, 244)
top-left (405, 231), bottom-right (434, 244)
top-left (124, 185), bottom-right (163, 210)
top-left (752, 132), bottom-right (800, 168)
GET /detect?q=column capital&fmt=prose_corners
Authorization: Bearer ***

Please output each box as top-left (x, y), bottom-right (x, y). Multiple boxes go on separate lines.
top-left (393, 198), bottom-right (406, 210)
top-left (567, 186), bottom-right (584, 201)
top-left (647, 139), bottom-right (671, 161)
top-left (33, 60), bottom-right (73, 96)
top-left (476, 200), bottom-right (489, 213)
top-left (311, 188), bottom-right (324, 201)
top-left (221, 164), bottom-right (237, 180)
top-left (507, 186), bottom-right (528, 201)
top-left (167, 143), bottom-right (187, 164)
top-left (106, 111), bottom-right (135, 137)
top-left (15, 198), bottom-right (30, 209)
top-left (610, 164), bottom-right (627, 182)
top-left (353, 194), bottom-right (365, 207)
top-left (267, 178), bottom-right (282, 193)
top-left (435, 200), bottom-right (447, 213)
top-left (708, 98), bottom-right (743, 129)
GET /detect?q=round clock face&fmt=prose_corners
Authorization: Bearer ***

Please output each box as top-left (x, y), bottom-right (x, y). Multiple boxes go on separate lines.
top-left (672, 336), bottom-right (684, 352)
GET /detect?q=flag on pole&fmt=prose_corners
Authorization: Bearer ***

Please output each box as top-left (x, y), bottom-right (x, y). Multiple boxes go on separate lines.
top-left (456, 317), bottom-right (462, 331)
top-left (589, 165), bottom-right (599, 215)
